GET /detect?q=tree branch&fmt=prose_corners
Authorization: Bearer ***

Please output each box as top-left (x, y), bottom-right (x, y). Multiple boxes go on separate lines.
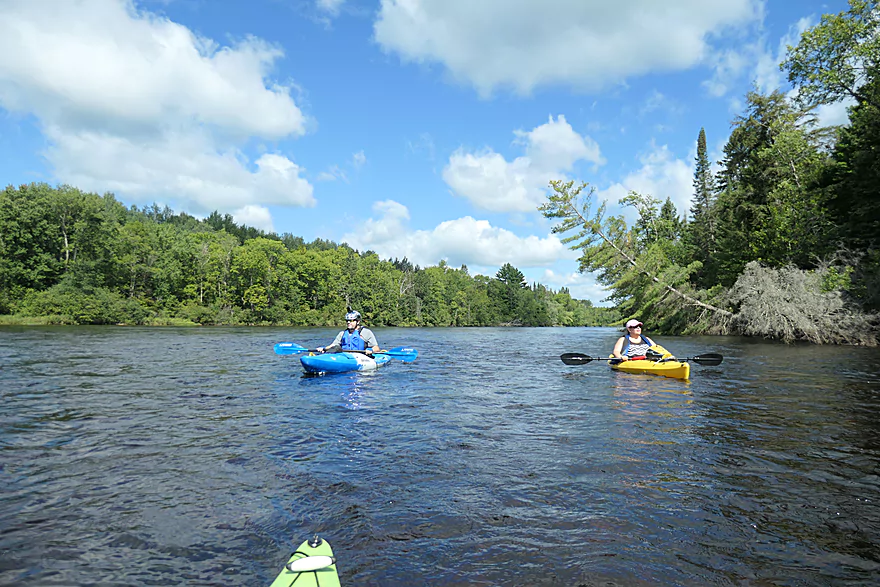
top-left (559, 187), bottom-right (733, 317)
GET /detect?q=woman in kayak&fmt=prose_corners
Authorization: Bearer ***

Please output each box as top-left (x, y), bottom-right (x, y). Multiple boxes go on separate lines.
top-left (612, 319), bottom-right (658, 361)
top-left (317, 311), bottom-right (381, 355)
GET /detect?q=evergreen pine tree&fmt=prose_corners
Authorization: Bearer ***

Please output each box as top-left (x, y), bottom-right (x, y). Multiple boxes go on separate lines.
top-left (687, 127), bottom-right (717, 286)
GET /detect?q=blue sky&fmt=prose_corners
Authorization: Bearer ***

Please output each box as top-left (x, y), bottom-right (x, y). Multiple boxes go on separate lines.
top-left (0, 0), bottom-right (852, 304)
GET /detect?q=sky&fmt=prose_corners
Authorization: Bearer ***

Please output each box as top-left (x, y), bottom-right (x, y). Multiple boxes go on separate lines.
top-left (0, 0), bottom-right (853, 305)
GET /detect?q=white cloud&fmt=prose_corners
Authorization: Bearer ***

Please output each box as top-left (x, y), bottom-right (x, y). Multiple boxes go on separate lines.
top-left (374, 0), bottom-right (762, 96)
top-left (317, 151), bottom-right (365, 182)
top-left (703, 49), bottom-right (750, 97)
top-left (351, 200), bottom-right (411, 245)
top-left (705, 16), bottom-right (812, 98)
top-left (343, 200), bottom-right (575, 269)
top-left (317, 165), bottom-right (348, 182)
top-left (442, 115), bottom-right (603, 212)
top-left (233, 205), bottom-right (275, 232)
top-left (0, 0), bottom-right (313, 217)
top-left (639, 90), bottom-right (674, 117)
top-left (47, 129), bottom-right (315, 213)
top-left (815, 99), bottom-right (854, 127)
top-left (0, 0), bottom-right (305, 138)
top-left (540, 269), bottom-right (611, 305)
top-left (317, 0), bottom-right (346, 15)
top-left (597, 143), bottom-right (694, 219)
top-left (352, 150), bottom-right (367, 168)
top-left (757, 17), bottom-right (812, 93)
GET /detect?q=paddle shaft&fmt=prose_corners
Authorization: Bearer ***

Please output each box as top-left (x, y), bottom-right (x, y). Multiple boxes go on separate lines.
top-left (560, 352), bottom-right (723, 366)
top-left (274, 342), bottom-right (418, 362)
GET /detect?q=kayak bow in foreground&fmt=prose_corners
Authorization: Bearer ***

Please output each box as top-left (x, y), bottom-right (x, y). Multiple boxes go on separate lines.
top-left (270, 536), bottom-right (340, 587)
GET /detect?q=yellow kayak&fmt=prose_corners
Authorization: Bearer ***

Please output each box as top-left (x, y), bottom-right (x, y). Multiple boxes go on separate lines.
top-left (609, 345), bottom-right (690, 380)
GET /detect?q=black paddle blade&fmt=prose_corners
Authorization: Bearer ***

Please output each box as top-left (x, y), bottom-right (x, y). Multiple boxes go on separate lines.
top-left (560, 353), bottom-right (593, 365)
top-left (691, 353), bottom-right (723, 366)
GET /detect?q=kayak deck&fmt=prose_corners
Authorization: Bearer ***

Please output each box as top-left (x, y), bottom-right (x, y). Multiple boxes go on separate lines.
top-left (609, 355), bottom-right (690, 380)
top-left (300, 351), bottom-right (391, 374)
top-left (270, 536), bottom-right (340, 587)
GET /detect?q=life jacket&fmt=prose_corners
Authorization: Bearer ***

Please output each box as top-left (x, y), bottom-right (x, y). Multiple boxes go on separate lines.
top-left (340, 326), bottom-right (366, 351)
top-left (622, 334), bottom-right (655, 357)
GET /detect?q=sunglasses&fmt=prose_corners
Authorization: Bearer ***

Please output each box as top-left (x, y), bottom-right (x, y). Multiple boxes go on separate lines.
top-left (628, 325), bottom-right (642, 329)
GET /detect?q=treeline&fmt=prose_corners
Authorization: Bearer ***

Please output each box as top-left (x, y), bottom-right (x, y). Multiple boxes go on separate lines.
top-left (542, 0), bottom-right (880, 345)
top-left (0, 183), bottom-right (617, 327)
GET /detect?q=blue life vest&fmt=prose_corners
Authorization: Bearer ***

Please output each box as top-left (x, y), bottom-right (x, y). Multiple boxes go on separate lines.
top-left (622, 334), bottom-right (654, 356)
top-left (340, 327), bottom-right (366, 351)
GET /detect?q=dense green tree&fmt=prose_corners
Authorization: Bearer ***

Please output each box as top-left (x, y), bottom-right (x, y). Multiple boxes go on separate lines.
top-left (0, 184), bottom-right (66, 302)
top-left (494, 262), bottom-right (527, 322)
top-left (230, 237), bottom-right (293, 322)
top-left (781, 0), bottom-right (880, 111)
top-left (712, 90), bottom-right (832, 284)
top-left (117, 221), bottom-right (158, 300)
top-left (820, 74), bottom-right (880, 250)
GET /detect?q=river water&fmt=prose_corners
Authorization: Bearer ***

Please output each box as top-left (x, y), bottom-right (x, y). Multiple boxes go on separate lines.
top-left (1, 326), bottom-right (878, 586)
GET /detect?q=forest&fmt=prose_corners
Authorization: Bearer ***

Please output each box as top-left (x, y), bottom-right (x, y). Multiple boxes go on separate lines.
top-left (0, 183), bottom-right (615, 328)
top-left (541, 0), bottom-right (880, 345)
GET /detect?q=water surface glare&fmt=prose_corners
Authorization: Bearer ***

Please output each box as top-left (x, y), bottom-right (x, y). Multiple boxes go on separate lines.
top-left (1, 327), bottom-right (879, 585)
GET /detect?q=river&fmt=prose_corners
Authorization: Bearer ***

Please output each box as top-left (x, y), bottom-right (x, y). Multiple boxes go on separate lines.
top-left (1, 326), bottom-right (878, 585)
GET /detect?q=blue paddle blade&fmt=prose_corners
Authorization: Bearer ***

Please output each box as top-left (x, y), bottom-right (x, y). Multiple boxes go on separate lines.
top-left (274, 342), bottom-right (309, 355)
top-left (380, 346), bottom-right (418, 362)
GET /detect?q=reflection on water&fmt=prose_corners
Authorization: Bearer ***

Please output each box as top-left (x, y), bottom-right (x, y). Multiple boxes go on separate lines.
top-left (0, 326), bottom-right (878, 585)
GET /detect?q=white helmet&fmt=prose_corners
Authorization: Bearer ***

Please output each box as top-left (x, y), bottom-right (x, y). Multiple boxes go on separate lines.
top-left (344, 311), bottom-right (361, 322)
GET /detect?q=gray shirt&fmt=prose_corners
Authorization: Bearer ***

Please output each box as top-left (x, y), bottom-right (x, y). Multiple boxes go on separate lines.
top-left (328, 327), bottom-right (378, 351)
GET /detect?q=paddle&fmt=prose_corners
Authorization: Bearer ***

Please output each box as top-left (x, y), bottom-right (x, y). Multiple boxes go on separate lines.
top-left (273, 342), bottom-right (314, 355)
top-left (348, 346), bottom-right (418, 362)
top-left (560, 352), bottom-right (723, 366)
top-left (273, 343), bottom-right (418, 362)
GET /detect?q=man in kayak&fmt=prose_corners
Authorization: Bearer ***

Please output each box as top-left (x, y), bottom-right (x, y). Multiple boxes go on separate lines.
top-left (317, 311), bottom-right (381, 355)
top-left (612, 319), bottom-right (661, 361)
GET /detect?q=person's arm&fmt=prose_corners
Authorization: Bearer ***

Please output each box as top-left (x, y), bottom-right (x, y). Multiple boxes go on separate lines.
top-left (317, 331), bottom-right (344, 352)
top-left (612, 336), bottom-right (628, 361)
top-left (362, 328), bottom-right (380, 354)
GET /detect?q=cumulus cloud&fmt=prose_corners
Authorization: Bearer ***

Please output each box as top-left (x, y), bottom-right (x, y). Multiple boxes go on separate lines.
top-left (48, 129), bottom-right (314, 212)
top-left (540, 269), bottom-right (611, 305)
top-left (0, 0), bottom-right (313, 216)
top-left (343, 200), bottom-right (575, 269)
top-left (374, 0), bottom-right (762, 96)
top-left (233, 205), bottom-right (275, 233)
top-left (597, 143), bottom-right (694, 219)
top-left (443, 115), bottom-right (603, 213)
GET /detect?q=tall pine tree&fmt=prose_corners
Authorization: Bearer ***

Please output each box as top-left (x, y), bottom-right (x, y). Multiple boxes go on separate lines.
top-left (686, 128), bottom-right (717, 286)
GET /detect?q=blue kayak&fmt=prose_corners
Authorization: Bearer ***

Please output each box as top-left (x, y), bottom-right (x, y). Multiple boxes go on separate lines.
top-left (300, 351), bottom-right (392, 374)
